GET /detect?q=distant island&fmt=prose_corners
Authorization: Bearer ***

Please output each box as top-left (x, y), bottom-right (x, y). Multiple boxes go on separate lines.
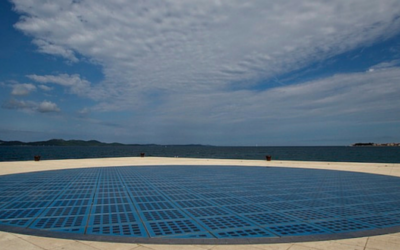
top-left (0, 139), bottom-right (206, 147)
top-left (0, 139), bottom-right (129, 147)
top-left (352, 142), bottom-right (400, 147)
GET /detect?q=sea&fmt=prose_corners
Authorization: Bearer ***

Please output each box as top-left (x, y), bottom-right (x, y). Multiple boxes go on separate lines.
top-left (0, 145), bottom-right (400, 163)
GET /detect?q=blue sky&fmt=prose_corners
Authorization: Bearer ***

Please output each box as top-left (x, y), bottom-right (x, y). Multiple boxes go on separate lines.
top-left (1, 0), bottom-right (400, 146)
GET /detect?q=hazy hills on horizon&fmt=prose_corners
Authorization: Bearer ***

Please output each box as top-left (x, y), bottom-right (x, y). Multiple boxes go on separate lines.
top-left (2, 139), bottom-right (396, 147)
top-left (0, 139), bottom-right (206, 147)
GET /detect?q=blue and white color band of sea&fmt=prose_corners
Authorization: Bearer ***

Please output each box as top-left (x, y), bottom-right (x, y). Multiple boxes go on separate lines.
top-left (1, 146), bottom-right (400, 163)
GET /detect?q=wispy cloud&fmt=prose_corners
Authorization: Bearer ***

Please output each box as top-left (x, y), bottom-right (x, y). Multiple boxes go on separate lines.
top-left (38, 85), bottom-right (53, 91)
top-left (11, 83), bottom-right (36, 96)
top-left (2, 99), bottom-right (36, 111)
top-left (12, 1), bottom-right (400, 110)
top-left (2, 99), bottom-right (60, 113)
top-left (27, 74), bottom-right (90, 95)
top-left (114, 67), bottom-right (400, 144)
top-left (32, 39), bottom-right (78, 63)
top-left (367, 60), bottom-right (400, 72)
top-left (6, 0), bottom-right (400, 144)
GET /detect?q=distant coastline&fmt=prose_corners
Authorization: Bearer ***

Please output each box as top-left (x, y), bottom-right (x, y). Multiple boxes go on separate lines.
top-left (352, 142), bottom-right (400, 147)
top-left (2, 139), bottom-right (400, 147)
top-left (0, 139), bottom-right (128, 147)
top-left (0, 139), bottom-right (206, 147)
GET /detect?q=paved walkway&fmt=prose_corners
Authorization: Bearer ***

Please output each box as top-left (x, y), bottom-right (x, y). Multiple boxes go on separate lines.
top-left (0, 157), bottom-right (400, 250)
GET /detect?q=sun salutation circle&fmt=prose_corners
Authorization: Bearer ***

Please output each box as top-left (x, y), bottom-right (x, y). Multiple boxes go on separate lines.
top-left (1, 165), bottom-right (400, 244)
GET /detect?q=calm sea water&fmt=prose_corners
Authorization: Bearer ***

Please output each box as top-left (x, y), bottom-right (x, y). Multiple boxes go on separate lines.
top-left (0, 146), bottom-right (399, 163)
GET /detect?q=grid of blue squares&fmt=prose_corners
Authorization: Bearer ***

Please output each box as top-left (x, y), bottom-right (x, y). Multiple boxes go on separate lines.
top-left (1, 165), bottom-right (400, 240)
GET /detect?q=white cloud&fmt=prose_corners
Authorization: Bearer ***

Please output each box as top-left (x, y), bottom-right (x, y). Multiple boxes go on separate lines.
top-left (33, 39), bottom-right (78, 62)
top-left (368, 60), bottom-right (400, 72)
top-left (77, 107), bottom-right (90, 117)
top-left (27, 74), bottom-right (90, 95)
top-left (11, 0), bottom-right (400, 111)
top-left (37, 101), bottom-right (60, 113)
top-left (7, 1), bottom-right (400, 144)
top-left (11, 83), bottom-right (36, 96)
top-left (2, 99), bottom-right (60, 113)
top-left (38, 85), bottom-right (53, 91)
top-left (115, 67), bottom-right (400, 144)
top-left (1, 99), bottom-right (36, 111)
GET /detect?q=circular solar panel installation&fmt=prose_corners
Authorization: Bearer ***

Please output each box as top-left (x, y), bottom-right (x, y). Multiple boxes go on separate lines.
top-left (1, 165), bottom-right (400, 244)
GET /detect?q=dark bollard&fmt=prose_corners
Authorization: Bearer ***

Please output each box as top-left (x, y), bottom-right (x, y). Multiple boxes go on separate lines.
top-left (140, 153), bottom-right (145, 157)
top-left (266, 155), bottom-right (272, 161)
top-left (34, 155), bottom-right (41, 161)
